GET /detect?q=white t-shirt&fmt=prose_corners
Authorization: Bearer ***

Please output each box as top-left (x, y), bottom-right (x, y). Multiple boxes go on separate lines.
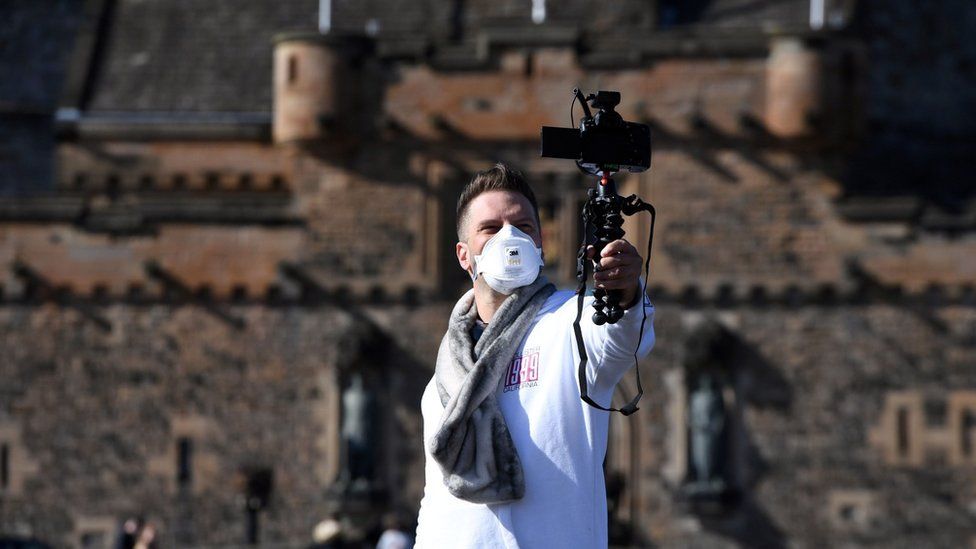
top-left (415, 289), bottom-right (655, 549)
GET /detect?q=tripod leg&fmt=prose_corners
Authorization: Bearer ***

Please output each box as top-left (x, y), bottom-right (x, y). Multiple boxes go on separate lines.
top-left (592, 287), bottom-right (609, 325)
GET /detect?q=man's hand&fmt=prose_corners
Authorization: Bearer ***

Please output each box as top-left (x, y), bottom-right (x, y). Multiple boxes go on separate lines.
top-left (586, 239), bottom-right (644, 309)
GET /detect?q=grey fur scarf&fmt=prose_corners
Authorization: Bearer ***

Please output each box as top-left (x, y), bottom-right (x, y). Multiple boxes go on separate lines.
top-left (430, 276), bottom-right (556, 504)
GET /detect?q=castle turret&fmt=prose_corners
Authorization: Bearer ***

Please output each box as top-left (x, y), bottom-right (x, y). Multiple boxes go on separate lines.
top-left (765, 37), bottom-right (823, 138)
top-left (273, 34), bottom-right (348, 144)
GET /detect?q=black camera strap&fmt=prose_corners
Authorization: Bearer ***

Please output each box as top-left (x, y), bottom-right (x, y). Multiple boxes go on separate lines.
top-left (572, 195), bottom-right (656, 416)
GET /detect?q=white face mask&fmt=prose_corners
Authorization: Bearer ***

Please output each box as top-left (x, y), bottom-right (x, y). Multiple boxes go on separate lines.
top-left (471, 225), bottom-right (544, 294)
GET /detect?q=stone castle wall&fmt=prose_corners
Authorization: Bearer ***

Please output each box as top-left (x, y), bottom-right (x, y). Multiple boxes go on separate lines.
top-left (2, 300), bottom-right (974, 546)
top-left (1, 0), bottom-right (975, 547)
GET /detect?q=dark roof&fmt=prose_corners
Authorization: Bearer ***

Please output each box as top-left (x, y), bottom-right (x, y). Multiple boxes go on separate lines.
top-left (329, 0), bottom-right (811, 36)
top-left (86, 0), bottom-right (318, 112)
top-left (0, 0), bottom-right (83, 111)
top-left (80, 0), bottom-right (814, 113)
top-left (681, 0), bottom-right (811, 30)
top-left (0, 0), bottom-right (82, 195)
top-left (0, 116), bottom-right (54, 197)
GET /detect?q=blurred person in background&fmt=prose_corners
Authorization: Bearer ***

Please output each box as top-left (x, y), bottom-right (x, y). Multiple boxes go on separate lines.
top-left (113, 516), bottom-right (142, 549)
top-left (309, 517), bottom-right (344, 549)
top-left (132, 521), bottom-right (157, 549)
top-left (375, 512), bottom-right (412, 549)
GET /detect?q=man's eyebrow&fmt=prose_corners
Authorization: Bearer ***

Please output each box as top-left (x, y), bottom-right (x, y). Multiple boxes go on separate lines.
top-left (474, 220), bottom-right (502, 232)
top-left (475, 215), bottom-right (536, 229)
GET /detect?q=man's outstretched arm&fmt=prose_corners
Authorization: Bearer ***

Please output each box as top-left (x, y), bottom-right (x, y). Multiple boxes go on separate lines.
top-left (579, 239), bottom-right (655, 401)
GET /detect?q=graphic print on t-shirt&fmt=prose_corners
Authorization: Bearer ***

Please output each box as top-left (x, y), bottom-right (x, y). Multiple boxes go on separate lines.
top-left (504, 347), bottom-right (540, 392)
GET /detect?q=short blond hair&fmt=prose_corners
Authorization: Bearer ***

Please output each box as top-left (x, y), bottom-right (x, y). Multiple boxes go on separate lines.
top-left (456, 163), bottom-right (539, 240)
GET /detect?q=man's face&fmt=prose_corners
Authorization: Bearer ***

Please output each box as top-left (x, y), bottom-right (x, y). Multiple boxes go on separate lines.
top-left (456, 190), bottom-right (542, 278)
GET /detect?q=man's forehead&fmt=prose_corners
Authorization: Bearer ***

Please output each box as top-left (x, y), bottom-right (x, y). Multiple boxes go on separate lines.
top-left (467, 190), bottom-right (535, 221)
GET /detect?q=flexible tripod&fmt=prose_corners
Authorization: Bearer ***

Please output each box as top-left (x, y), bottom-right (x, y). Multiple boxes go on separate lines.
top-left (572, 166), bottom-right (656, 415)
top-left (577, 168), bottom-right (656, 324)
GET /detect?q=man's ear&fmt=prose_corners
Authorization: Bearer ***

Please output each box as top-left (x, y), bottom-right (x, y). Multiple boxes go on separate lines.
top-left (456, 241), bottom-right (472, 273)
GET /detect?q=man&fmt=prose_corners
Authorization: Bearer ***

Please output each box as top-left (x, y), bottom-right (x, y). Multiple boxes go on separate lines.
top-left (415, 164), bottom-right (655, 548)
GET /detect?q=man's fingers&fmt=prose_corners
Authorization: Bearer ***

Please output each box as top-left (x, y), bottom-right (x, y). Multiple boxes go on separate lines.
top-left (587, 239), bottom-right (646, 306)
top-left (597, 255), bottom-right (636, 270)
top-left (594, 276), bottom-right (638, 290)
top-left (594, 262), bottom-right (640, 276)
top-left (591, 239), bottom-right (642, 291)
top-left (600, 239), bottom-right (638, 258)
top-left (594, 240), bottom-right (641, 271)
top-left (594, 265), bottom-right (640, 282)
top-left (594, 262), bottom-right (641, 282)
